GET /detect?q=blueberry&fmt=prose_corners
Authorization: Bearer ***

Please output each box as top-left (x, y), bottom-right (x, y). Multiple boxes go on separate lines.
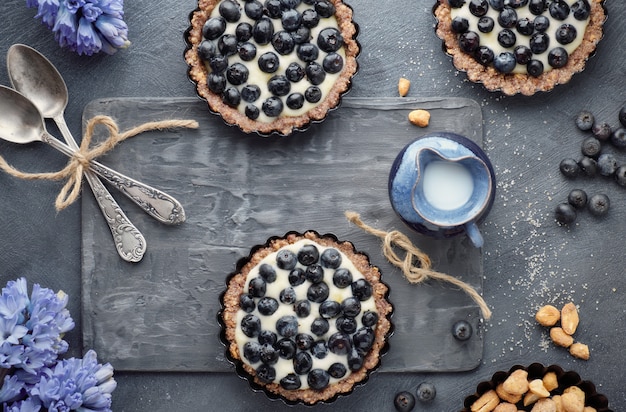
top-left (516, 17), bottom-right (534, 36)
top-left (256, 363), bottom-right (276, 383)
top-left (620, 107), bottom-right (626, 128)
top-left (243, 341), bottom-right (262, 362)
top-left (310, 317), bottom-right (329, 336)
top-left (294, 299), bottom-right (311, 317)
top-left (575, 110), bottom-right (595, 131)
top-left (253, 17), bottom-right (274, 45)
top-left (307, 282), bottom-right (330, 303)
top-left (241, 84), bottom-right (261, 102)
top-left (528, 0), bottom-right (546, 14)
top-left (297, 244), bottom-right (319, 265)
top-left (271, 30), bottom-right (295, 55)
top-left (238, 42), bottom-right (257, 61)
top-left (497, 29), bottom-right (516, 48)
top-left (514, 45), bottom-right (532, 65)
top-left (588, 193), bottom-right (610, 216)
top-left (306, 62), bottom-right (326, 85)
top-left (451, 17), bottom-right (470, 33)
top-left (504, 0), bottom-right (528, 7)
top-left (449, 0), bottom-right (466, 6)
top-left (310, 340), bottom-right (328, 359)
top-left (548, 47), bottom-right (568, 68)
top-left (578, 156), bottom-right (597, 177)
top-left (451, 320), bottom-right (473, 340)
top-left (265, 0), bottom-right (282, 18)
top-left (307, 369), bottom-right (330, 390)
top-left (347, 347), bottom-right (364, 371)
top-left (245, 105), bottom-right (260, 120)
top-left (477, 16), bottom-right (494, 33)
top-left (258, 329), bottom-right (277, 345)
top-left (281, 9), bottom-right (302, 31)
top-left (571, 0), bottom-right (591, 20)
top-left (219, 0), bottom-right (241, 22)
top-left (258, 52), bottom-right (280, 73)
top-left (279, 286), bottom-right (297, 304)
top-left (488, 0), bottom-right (504, 10)
top-left (610, 128), bottom-right (626, 149)
top-left (257, 297), bottom-right (279, 316)
top-left (468, 0), bottom-right (488, 16)
top-left (615, 166), bottom-right (626, 187)
top-left (245, 0), bottom-right (264, 20)
top-left (291, 26), bottom-right (311, 44)
top-left (323, 52), bottom-right (344, 74)
top-left (276, 338), bottom-right (297, 359)
top-left (597, 153), bottom-right (618, 176)
top-left (240, 293), bottom-right (256, 313)
top-left (394, 391), bottom-right (416, 412)
top-left (328, 362), bottom-right (347, 378)
top-left (568, 189), bottom-right (588, 209)
top-left (493, 52), bottom-right (516, 74)
top-left (336, 316), bottom-right (357, 334)
top-left (276, 315), bottom-right (299, 338)
top-left (559, 158), bottom-right (580, 178)
top-left (226, 62), bottom-right (249, 85)
top-left (285, 62), bottom-right (305, 82)
top-left (353, 327), bottom-right (374, 353)
top-left (328, 332), bottom-right (351, 355)
top-left (555, 203), bottom-right (577, 225)
top-left (207, 73), bottom-right (226, 94)
top-left (319, 300), bottom-right (341, 319)
top-left (235, 22), bottom-right (253, 42)
top-left (297, 43), bottom-right (319, 63)
top-left (260, 343), bottom-right (279, 365)
top-left (416, 382), bottom-right (437, 402)
top-left (268, 75), bottom-right (291, 96)
top-left (293, 351), bottom-right (313, 374)
top-left (361, 310), bottom-right (379, 327)
top-left (289, 268), bottom-right (306, 286)
top-left (280, 373), bottom-right (301, 390)
top-left (341, 297), bottom-right (361, 317)
top-left (248, 276), bottom-right (266, 297)
top-left (203, 17), bottom-right (226, 40)
top-left (474, 46), bottom-right (494, 66)
top-left (321, 248), bottom-right (342, 268)
top-left (497, 7), bottom-right (517, 28)
top-left (286, 93), bottom-right (305, 110)
top-left (241, 314), bottom-right (261, 337)
top-left (533, 15), bottom-right (550, 32)
top-left (295, 333), bottom-right (314, 350)
top-left (276, 249), bottom-right (297, 270)
top-left (208, 54), bottom-right (229, 73)
top-left (280, 0), bottom-right (301, 9)
top-left (549, 0), bottom-right (570, 20)
top-left (580, 136), bottom-right (601, 158)
top-left (218, 34), bottom-right (238, 56)
top-left (305, 86), bottom-right (322, 103)
top-left (302, 9), bottom-right (319, 28)
top-left (331, 270), bottom-right (352, 290)
top-left (351, 279), bottom-right (373, 301)
top-left (314, 0), bottom-right (335, 18)
top-left (459, 31), bottom-right (480, 53)
top-left (198, 40), bottom-right (217, 61)
top-left (592, 122), bottom-right (612, 141)
top-left (556, 24), bottom-right (577, 45)
top-left (530, 32), bottom-right (549, 54)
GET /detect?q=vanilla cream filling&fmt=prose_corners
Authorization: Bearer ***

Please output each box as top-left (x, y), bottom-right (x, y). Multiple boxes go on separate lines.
top-left (207, 1), bottom-right (345, 123)
top-left (450, 1), bottom-right (589, 73)
top-left (235, 239), bottom-right (377, 390)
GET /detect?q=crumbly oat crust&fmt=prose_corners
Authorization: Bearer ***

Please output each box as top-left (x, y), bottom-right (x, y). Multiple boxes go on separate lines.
top-left (434, 0), bottom-right (606, 96)
top-left (221, 231), bottom-right (392, 404)
top-left (185, 0), bottom-right (359, 135)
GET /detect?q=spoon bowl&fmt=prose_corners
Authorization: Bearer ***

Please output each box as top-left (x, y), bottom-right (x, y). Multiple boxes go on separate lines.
top-left (0, 85), bottom-right (48, 145)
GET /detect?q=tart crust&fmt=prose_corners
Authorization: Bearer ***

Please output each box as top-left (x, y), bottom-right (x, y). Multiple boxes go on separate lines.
top-left (434, 0), bottom-right (606, 96)
top-left (221, 231), bottom-right (393, 404)
top-left (185, 0), bottom-right (359, 135)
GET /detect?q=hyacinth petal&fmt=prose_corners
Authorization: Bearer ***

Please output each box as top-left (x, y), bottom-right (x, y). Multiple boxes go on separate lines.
top-left (53, 3), bottom-right (78, 49)
top-left (77, 16), bottom-right (103, 55)
top-left (0, 374), bottom-right (26, 403)
top-left (94, 15), bottom-right (128, 48)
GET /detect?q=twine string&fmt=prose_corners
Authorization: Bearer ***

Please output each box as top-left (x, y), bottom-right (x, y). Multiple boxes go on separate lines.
top-left (345, 211), bottom-right (492, 320)
top-left (0, 115), bottom-right (199, 211)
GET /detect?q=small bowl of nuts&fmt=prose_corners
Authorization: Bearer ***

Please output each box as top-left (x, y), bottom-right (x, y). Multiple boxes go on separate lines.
top-left (461, 363), bottom-right (612, 412)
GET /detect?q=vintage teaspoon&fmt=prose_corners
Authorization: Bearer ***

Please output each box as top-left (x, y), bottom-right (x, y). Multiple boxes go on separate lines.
top-left (6, 44), bottom-right (185, 225)
top-left (0, 84), bottom-right (146, 262)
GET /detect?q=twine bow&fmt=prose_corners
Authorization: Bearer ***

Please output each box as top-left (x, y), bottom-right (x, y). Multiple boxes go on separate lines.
top-left (0, 115), bottom-right (199, 211)
top-left (345, 211), bottom-right (492, 319)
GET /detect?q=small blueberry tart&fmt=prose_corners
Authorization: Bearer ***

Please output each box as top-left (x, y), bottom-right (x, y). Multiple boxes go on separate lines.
top-left (185, 0), bottom-right (359, 136)
top-left (219, 231), bottom-right (393, 404)
top-left (434, 0), bottom-right (607, 95)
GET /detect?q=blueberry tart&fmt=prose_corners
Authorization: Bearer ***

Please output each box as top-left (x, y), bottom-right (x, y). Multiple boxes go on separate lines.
top-left (185, 0), bottom-right (359, 135)
top-left (220, 231), bottom-right (392, 404)
top-left (434, 0), bottom-right (606, 95)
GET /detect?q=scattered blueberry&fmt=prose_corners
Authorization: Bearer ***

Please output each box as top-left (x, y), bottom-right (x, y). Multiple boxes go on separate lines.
top-left (245, 104), bottom-right (260, 120)
top-left (416, 382), bottom-right (437, 402)
top-left (301, 9), bottom-right (320, 28)
top-left (394, 391), bottom-right (416, 412)
top-left (615, 166), bottom-right (626, 187)
top-left (610, 128), bottom-right (626, 149)
top-left (588, 193), bottom-right (610, 216)
top-left (555, 203), bottom-right (577, 225)
top-left (578, 156), bottom-right (597, 177)
top-left (488, 0), bottom-right (504, 10)
top-left (323, 52), bottom-right (344, 73)
top-left (451, 319), bottom-right (473, 341)
top-left (559, 158), bottom-right (580, 178)
top-left (198, 40), bottom-right (217, 61)
top-left (347, 346), bottom-right (364, 371)
top-left (568, 189), bottom-right (588, 209)
top-left (620, 106), bottom-right (626, 128)
top-left (575, 110), bottom-right (595, 131)
top-left (592, 122), bottom-right (612, 141)
top-left (580, 136), bottom-right (601, 158)
top-left (597, 153), bottom-right (618, 176)
top-left (222, 87), bottom-right (241, 108)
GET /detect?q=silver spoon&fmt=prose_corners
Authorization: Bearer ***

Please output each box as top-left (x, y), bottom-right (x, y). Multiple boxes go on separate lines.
top-left (0, 84), bottom-right (147, 262)
top-left (6, 44), bottom-right (185, 226)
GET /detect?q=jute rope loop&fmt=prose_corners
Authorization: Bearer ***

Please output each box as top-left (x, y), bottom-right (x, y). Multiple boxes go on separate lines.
top-left (0, 115), bottom-right (199, 211)
top-left (345, 211), bottom-right (492, 320)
